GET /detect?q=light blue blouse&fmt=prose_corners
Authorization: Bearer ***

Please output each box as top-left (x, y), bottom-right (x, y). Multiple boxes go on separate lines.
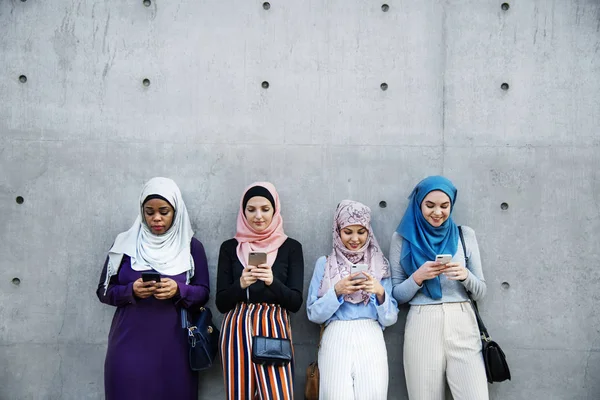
top-left (306, 256), bottom-right (399, 329)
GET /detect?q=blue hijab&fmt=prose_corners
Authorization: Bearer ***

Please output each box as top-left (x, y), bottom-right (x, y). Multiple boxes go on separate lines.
top-left (396, 176), bottom-right (459, 299)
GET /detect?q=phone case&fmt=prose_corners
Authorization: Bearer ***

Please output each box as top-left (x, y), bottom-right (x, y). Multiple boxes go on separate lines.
top-left (248, 252), bottom-right (267, 266)
top-left (435, 254), bottom-right (452, 264)
top-left (141, 272), bottom-right (161, 282)
top-left (351, 264), bottom-right (368, 272)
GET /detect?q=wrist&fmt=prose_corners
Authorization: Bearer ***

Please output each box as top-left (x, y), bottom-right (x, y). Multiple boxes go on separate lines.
top-left (412, 273), bottom-right (423, 286)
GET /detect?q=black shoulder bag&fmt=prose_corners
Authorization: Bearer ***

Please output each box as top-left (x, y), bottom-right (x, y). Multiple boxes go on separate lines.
top-left (458, 226), bottom-right (511, 383)
top-left (247, 288), bottom-right (293, 366)
top-left (181, 306), bottom-right (220, 371)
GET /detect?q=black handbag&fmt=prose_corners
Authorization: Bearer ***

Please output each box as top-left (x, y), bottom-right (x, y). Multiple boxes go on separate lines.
top-left (251, 336), bottom-right (292, 366)
top-left (459, 226), bottom-right (511, 383)
top-left (181, 307), bottom-right (220, 371)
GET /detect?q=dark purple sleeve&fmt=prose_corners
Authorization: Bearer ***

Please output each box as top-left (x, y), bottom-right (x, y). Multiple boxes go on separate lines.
top-left (96, 256), bottom-right (137, 307)
top-left (175, 238), bottom-right (210, 309)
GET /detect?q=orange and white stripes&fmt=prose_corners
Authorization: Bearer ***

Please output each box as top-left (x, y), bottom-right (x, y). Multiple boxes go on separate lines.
top-left (220, 303), bottom-right (294, 400)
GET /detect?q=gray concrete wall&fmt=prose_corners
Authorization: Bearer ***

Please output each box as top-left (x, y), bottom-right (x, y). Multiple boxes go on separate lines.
top-left (1, 0), bottom-right (599, 399)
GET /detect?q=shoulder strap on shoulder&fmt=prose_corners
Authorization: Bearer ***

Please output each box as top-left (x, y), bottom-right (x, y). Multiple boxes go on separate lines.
top-left (458, 226), bottom-right (468, 262)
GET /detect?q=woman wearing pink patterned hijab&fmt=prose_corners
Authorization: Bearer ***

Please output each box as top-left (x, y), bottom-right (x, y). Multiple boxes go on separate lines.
top-left (216, 182), bottom-right (304, 400)
top-left (307, 200), bottom-right (398, 399)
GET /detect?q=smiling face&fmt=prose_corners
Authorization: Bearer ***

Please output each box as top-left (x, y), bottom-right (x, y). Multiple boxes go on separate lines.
top-left (420, 190), bottom-right (451, 227)
top-left (244, 196), bottom-right (274, 232)
top-left (339, 224), bottom-right (369, 251)
top-left (143, 198), bottom-right (175, 235)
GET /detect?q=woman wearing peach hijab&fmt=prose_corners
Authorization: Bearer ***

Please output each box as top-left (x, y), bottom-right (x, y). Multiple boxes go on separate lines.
top-left (216, 182), bottom-right (304, 400)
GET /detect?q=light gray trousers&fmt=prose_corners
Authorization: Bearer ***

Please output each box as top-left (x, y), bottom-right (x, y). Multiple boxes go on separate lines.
top-left (404, 302), bottom-right (490, 400)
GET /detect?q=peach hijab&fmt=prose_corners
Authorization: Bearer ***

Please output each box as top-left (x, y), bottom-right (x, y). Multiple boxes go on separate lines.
top-left (234, 182), bottom-right (288, 267)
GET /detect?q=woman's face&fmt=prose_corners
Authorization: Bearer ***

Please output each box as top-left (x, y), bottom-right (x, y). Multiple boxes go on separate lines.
top-left (244, 196), bottom-right (274, 232)
top-left (143, 198), bottom-right (175, 235)
top-left (340, 224), bottom-right (368, 251)
top-left (420, 190), bottom-right (451, 227)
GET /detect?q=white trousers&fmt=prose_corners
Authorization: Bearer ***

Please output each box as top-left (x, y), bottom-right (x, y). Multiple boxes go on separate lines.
top-left (319, 319), bottom-right (389, 400)
top-left (404, 302), bottom-right (489, 400)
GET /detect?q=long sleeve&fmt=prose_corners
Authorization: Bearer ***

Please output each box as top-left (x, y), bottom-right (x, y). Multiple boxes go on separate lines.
top-left (371, 276), bottom-right (399, 327)
top-left (96, 256), bottom-right (136, 307)
top-left (216, 238), bottom-right (305, 314)
top-left (459, 226), bottom-right (487, 301)
top-left (307, 256), bottom-right (398, 329)
top-left (175, 238), bottom-right (210, 309)
top-left (215, 240), bottom-right (247, 313)
top-left (306, 257), bottom-right (343, 324)
top-left (389, 232), bottom-right (422, 304)
top-left (266, 241), bottom-right (304, 312)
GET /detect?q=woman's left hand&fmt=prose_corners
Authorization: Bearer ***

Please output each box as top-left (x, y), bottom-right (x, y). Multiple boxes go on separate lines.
top-left (154, 278), bottom-right (180, 300)
top-left (251, 263), bottom-right (274, 286)
top-left (442, 262), bottom-right (469, 281)
top-left (359, 272), bottom-right (386, 304)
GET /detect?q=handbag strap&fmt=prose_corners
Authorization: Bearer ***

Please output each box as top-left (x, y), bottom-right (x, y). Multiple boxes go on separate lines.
top-left (181, 308), bottom-right (190, 329)
top-left (458, 226), bottom-right (491, 341)
top-left (318, 324), bottom-right (325, 349)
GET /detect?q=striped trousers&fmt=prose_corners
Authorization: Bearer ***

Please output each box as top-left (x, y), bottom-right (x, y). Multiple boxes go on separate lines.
top-left (403, 302), bottom-right (489, 400)
top-left (220, 303), bottom-right (294, 400)
top-left (319, 319), bottom-right (389, 400)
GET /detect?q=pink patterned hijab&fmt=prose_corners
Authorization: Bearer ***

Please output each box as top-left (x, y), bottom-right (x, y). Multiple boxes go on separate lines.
top-left (234, 182), bottom-right (288, 268)
top-left (318, 200), bottom-right (390, 304)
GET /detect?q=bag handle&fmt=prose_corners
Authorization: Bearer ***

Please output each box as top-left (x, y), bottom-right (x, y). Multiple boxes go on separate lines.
top-left (458, 226), bottom-right (491, 341)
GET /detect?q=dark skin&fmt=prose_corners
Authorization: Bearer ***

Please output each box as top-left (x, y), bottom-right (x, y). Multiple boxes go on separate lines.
top-left (132, 198), bottom-right (180, 300)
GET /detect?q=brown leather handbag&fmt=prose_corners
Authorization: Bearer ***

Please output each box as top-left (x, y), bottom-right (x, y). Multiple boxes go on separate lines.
top-left (304, 361), bottom-right (319, 400)
top-left (304, 325), bottom-right (325, 400)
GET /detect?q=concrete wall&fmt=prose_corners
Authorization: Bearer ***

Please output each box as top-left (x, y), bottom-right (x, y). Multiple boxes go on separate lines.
top-left (1, 0), bottom-right (599, 399)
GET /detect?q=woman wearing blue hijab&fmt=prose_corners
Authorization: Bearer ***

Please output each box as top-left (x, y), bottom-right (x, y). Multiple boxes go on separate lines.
top-left (390, 176), bottom-right (489, 400)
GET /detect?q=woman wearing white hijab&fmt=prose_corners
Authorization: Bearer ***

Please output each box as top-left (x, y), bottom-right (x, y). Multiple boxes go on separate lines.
top-left (96, 177), bottom-right (210, 400)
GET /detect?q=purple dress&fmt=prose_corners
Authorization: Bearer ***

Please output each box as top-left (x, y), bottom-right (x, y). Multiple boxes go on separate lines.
top-left (96, 238), bottom-right (210, 400)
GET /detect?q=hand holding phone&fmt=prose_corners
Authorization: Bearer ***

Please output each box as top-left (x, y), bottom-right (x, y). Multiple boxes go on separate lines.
top-left (335, 265), bottom-right (369, 296)
top-left (134, 272), bottom-right (160, 299)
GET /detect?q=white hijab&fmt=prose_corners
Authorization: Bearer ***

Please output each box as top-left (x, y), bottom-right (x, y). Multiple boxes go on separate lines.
top-left (103, 177), bottom-right (194, 293)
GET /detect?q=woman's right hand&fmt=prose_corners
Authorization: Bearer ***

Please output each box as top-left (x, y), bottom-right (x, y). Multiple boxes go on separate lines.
top-left (413, 261), bottom-right (446, 286)
top-left (240, 266), bottom-right (258, 289)
top-left (133, 278), bottom-right (158, 299)
top-left (334, 274), bottom-right (366, 296)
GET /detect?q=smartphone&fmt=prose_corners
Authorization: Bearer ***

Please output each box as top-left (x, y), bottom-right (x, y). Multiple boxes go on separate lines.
top-left (435, 254), bottom-right (452, 264)
top-left (350, 263), bottom-right (369, 280)
top-left (248, 252), bottom-right (267, 266)
top-left (141, 271), bottom-right (161, 282)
